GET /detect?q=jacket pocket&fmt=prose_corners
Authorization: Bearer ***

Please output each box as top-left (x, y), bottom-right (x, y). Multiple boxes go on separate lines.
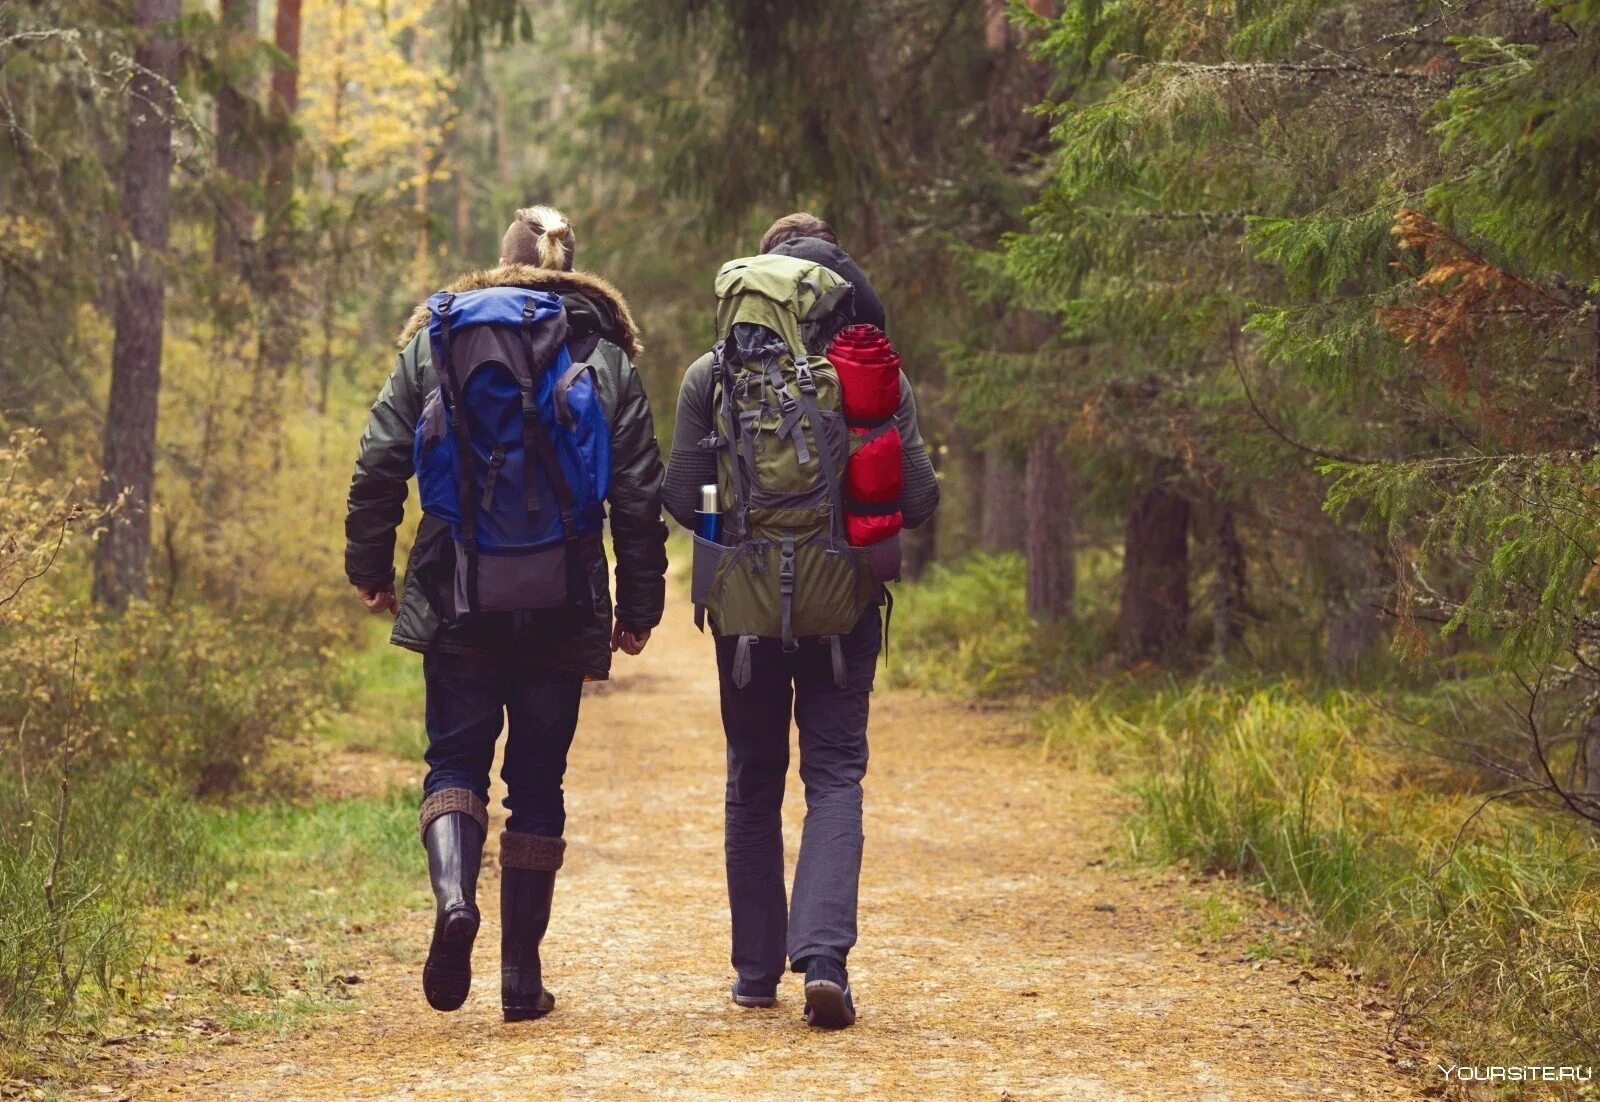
top-left (404, 517), bottom-right (456, 625)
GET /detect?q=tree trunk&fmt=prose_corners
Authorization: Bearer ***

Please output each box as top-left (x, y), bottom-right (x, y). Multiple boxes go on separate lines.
top-left (979, 442), bottom-right (1025, 553)
top-left (493, 82), bottom-right (512, 193)
top-left (454, 169), bottom-right (472, 259)
top-left (982, 0), bottom-right (1057, 163)
top-left (93, 0), bottom-right (181, 608)
top-left (1211, 505), bottom-right (1246, 662)
top-left (213, 0), bottom-right (259, 276)
top-left (1024, 435), bottom-right (1074, 621)
top-left (258, 0), bottom-right (302, 380)
top-left (1580, 705), bottom-right (1600, 826)
top-left (413, 133), bottom-right (432, 293)
top-left (1323, 534), bottom-right (1383, 676)
top-left (1118, 472), bottom-right (1190, 661)
top-left (265, 0), bottom-right (301, 220)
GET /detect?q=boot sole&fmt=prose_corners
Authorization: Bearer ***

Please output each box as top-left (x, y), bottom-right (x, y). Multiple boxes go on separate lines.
top-left (803, 979), bottom-right (856, 1029)
top-left (503, 989), bottom-right (555, 1023)
top-left (423, 907), bottom-right (478, 1012)
top-left (731, 982), bottom-right (777, 1009)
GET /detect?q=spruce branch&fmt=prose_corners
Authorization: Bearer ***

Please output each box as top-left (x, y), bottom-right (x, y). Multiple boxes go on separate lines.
top-left (1307, 0), bottom-right (1497, 62)
top-left (1227, 327), bottom-right (1378, 465)
top-left (1155, 60), bottom-right (1451, 85)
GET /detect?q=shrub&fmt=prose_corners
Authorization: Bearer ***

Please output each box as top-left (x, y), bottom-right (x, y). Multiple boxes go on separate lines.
top-left (0, 425), bottom-right (346, 1047)
top-left (886, 550), bottom-right (1122, 696)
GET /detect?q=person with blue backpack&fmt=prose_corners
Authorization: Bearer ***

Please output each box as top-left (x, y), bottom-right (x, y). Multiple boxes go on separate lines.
top-left (343, 205), bottom-right (667, 1023)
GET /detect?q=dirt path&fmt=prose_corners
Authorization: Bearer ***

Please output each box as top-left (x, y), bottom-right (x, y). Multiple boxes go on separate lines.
top-left (129, 588), bottom-right (1427, 1101)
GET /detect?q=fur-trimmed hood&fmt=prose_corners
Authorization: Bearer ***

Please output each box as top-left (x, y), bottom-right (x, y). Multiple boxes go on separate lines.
top-left (396, 264), bottom-right (642, 359)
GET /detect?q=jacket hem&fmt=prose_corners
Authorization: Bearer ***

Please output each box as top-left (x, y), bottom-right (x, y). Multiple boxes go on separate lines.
top-left (388, 631), bottom-right (610, 681)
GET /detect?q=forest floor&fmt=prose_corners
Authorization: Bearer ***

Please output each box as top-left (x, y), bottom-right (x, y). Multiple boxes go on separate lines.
top-left (110, 586), bottom-right (1433, 1101)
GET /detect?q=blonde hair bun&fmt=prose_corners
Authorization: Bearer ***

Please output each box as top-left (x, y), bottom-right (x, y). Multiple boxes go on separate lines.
top-left (526, 204), bottom-right (573, 270)
top-left (500, 205), bottom-right (576, 271)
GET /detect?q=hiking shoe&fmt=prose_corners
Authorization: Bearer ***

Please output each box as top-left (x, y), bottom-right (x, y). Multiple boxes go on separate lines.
top-left (731, 979), bottom-right (778, 1009)
top-left (802, 958), bottom-right (856, 1029)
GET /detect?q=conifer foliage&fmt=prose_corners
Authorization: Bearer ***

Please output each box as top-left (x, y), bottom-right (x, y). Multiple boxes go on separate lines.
top-left (997, 0), bottom-right (1600, 814)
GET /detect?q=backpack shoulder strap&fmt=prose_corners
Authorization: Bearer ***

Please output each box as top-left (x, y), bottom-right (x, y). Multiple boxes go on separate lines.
top-left (709, 342), bottom-right (750, 540)
top-left (793, 360), bottom-right (846, 544)
top-left (430, 291), bottom-right (484, 613)
top-left (515, 297), bottom-right (577, 534)
top-left (553, 332), bottom-right (608, 429)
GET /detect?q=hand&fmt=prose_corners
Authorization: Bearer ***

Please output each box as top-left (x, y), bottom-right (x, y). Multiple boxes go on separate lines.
top-left (611, 621), bottom-right (651, 655)
top-left (356, 583), bottom-right (398, 617)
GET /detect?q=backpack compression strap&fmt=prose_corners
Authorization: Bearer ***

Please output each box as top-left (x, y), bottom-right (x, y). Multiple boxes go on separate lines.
top-left (766, 359), bottom-right (811, 466)
top-left (713, 343), bottom-right (749, 539)
top-left (517, 298), bottom-right (588, 604)
top-left (779, 533), bottom-right (797, 651)
top-left (435, 293), bottom-right (483, 614)
top-left (732, 634), bottom-right (758, 689)
top-left (793, 360), bottom-right (847, 544)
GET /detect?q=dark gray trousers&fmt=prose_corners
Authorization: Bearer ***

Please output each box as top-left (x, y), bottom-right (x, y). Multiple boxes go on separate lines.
top-left (713, 606), bottom-right (881, 986)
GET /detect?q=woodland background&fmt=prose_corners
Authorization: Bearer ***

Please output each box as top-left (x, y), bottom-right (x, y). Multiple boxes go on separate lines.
top-left (4, 0), bottom-right (1600, 1091)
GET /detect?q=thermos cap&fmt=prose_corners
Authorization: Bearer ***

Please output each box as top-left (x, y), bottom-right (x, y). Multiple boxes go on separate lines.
top-left (699, 484), bottom-right (719, 513)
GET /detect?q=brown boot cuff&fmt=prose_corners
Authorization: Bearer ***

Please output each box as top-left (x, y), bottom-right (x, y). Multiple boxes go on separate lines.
top-left (499, 831), bottom-right (566, 871)
top-left (418, 788), bottom-right (488, 840)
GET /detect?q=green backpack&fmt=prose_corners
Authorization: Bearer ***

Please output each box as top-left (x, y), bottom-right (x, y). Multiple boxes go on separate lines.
top-left (690, 254), bottom-right (898, 686)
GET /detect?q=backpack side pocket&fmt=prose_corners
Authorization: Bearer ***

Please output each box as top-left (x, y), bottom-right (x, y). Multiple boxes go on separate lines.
top-left (414, 388), bottom-right (460, 527)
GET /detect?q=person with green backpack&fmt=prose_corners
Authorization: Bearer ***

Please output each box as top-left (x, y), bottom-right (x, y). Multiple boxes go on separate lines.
top-left (663, 212), bottom-right (939, 1029)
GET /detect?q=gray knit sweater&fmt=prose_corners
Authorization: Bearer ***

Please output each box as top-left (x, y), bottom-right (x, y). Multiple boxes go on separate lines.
top-left (662, 352), bottom-right (940, 533)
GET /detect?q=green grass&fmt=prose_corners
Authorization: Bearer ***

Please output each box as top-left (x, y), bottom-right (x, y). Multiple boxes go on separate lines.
top-left (148, 788), bottom-right (426, 1037)
top-left (197, 786), bottom-right (423, 935)
top-left (1191, 892), bottom-right (1248, 942)
top-left (321, 619), bottom-right (426, 760)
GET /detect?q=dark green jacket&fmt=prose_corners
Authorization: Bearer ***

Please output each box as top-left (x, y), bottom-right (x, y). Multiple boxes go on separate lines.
top-left (344, 265), bottom-right (669, 679)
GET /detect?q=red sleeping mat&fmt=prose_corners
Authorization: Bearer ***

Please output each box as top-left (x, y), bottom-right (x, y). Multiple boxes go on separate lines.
top-left (828, 324), bottom-right (904, 546)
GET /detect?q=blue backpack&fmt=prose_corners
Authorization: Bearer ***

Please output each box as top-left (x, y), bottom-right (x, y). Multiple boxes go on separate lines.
top-left (413, 286), bottom-right (611, 616)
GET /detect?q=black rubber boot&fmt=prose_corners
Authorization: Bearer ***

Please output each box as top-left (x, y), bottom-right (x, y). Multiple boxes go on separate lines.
top-left (420, 790), bottom-right (487, 1012)
top-left (500, 831), bottom-right (565, 1023)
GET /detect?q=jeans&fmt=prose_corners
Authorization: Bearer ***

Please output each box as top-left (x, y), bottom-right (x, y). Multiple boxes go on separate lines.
top-left (714, 606), bottom-right (881, 985)
top-left (422, 650), bottom-right (584, 837)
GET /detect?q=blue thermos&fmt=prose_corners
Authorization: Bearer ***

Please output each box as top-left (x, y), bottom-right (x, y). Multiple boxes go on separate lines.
top-left (697, 484), bottom-right (721, 543)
